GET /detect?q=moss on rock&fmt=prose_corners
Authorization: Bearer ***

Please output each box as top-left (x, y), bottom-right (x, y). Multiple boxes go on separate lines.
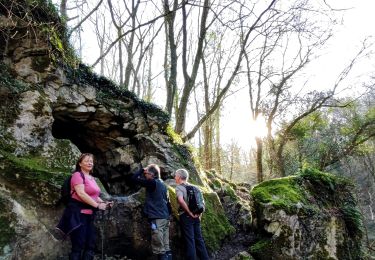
top-left (0, 149), bottom-right (70, 205)
top-left (250, 168), bottom-right (364, 259)
top-left (201, 191), bottom-right (235, 251)
top-left (249, 239), bottom-right (272, 258)
top-left (251, 176), bottom-right (306, 214)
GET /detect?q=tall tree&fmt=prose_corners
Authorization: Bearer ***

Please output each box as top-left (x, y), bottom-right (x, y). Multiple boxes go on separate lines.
top-left (163, 0), bottom-right (178, 115)
top-left (174, 0), bottom-right (210, 134)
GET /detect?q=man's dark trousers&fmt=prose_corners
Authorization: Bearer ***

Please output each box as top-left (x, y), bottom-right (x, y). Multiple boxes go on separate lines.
top-left (180, 213), bottom-right (209, 260)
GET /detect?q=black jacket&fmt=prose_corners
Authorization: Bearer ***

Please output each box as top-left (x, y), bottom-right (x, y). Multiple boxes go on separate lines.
top-left (132, 168), bottom-right (171, 219)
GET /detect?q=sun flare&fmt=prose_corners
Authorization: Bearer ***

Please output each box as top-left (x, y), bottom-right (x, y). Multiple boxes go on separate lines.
top-left (250, 115), bottom-right (268, 138)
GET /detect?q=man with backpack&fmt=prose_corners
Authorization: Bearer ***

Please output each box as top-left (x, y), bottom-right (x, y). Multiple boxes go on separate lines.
top-left (174, 169), bottom-right (209, 260)
top-left (131, 164), bottom-right (172, 260)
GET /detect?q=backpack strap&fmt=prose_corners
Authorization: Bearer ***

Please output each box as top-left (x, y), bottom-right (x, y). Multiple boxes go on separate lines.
top-left (80, 171), bottom-right (86, 184)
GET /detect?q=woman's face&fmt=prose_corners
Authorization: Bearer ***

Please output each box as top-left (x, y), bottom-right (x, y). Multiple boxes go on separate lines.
top-left (79, 155), bottom-right (94, 173)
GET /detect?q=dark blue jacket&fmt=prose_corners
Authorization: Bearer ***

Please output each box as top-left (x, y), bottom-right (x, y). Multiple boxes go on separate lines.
top-left (132, 169), bottom-right (170, 219)
top-left (56, 199), bottom-right (96, 238)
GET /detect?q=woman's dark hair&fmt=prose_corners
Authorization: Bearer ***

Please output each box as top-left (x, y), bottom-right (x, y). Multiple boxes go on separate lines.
top-left (74, 153), bottom-right (94, 173)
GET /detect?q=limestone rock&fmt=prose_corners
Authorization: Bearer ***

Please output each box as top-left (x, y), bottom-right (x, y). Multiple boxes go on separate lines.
top-left (250, 169), bottom-right (363, 259)
top-left (0, 2), bottom-right (210, 259)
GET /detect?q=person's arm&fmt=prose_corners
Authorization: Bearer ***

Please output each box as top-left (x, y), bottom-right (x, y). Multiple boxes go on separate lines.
top-left (131, 168), bottom-right (156, 191)
top-left (177, 195), bottom-right (198, 218)
top-left (74, 184), bottom-right (106, 210)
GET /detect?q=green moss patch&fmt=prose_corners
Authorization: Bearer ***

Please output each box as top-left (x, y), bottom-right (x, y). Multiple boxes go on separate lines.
top-left (251, 176), bottom-right (305, 214)
top-left (249, 238), bottom-right (272, 257)
top-left (163, 128), bottom-right (200, 184)
top-left (165, 124), bottom-right (183, 144)
top-left (205, 169), bottom-right (241, 202)
top-left (250, 168), bottom-right (364, 259)
top-left (201, 191), bottom-right (235, 251)
top-left (0, 149), bottom-right (70, 205)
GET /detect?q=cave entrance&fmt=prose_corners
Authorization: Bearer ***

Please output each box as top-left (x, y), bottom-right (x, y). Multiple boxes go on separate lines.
top-left (51, 108), bottom-right (142, 195)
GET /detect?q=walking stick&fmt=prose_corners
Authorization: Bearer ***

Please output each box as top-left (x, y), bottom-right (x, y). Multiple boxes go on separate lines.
top-left (100, 210), bottom-right (105, 260)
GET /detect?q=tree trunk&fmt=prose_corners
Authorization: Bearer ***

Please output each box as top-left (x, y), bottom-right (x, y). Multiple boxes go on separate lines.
top-left (203, 120), bottom-right (212, 169)
top-left (255, 137), bottom-right (263, 183)
top-left (60, 0), bottom-right (67, 19)
top-left (123, 0), bottom-right (137, 90)
top-left (163, 0), bottom-right (178, 115)
top-left (118, 30), bottom-right (124, 86)
top-left (174, 0), bottom-right (209, 134)
top-left (145, 42), bottom-right (153, 102)
top-left (214, 110), bottom-right (222, 175)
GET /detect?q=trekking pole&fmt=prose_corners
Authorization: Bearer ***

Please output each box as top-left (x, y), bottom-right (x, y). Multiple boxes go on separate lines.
top-left (101, 201), bottom-right (114, 260)
top-left (100, 209), bottom-right (105, 260)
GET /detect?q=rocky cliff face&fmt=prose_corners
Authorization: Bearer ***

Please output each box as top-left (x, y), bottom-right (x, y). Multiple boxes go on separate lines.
top-left (0, 1), bottom-right (222, 259)
top-left (0, 1), bottom-right (363, 260)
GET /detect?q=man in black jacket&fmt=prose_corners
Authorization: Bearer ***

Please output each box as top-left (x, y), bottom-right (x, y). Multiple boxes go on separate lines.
top-left (132, 164), bottom-right (172, 260)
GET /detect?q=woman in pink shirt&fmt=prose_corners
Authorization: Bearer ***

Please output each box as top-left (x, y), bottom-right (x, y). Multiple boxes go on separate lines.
top-left (57, 153), bottom-right (110, 260)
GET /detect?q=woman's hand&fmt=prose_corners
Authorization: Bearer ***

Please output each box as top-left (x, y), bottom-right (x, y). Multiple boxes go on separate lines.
top-left (97, 202), bottom-right (107, 210)
top-left (106, 201), bottom-right (114, 208)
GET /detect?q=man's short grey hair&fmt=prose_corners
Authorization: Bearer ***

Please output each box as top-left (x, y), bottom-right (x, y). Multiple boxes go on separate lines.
top-left (147, 164), bottom-right (160, 178)
top-left (175, 169), bottom-right (189, 180)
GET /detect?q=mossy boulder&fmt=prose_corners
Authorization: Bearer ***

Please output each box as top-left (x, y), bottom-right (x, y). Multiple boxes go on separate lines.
top-left (206, 170), bottom-right (253, 231)
top-left (250, 168), bottom-right (363, 260)
top-left (201, 190), bottom-right (236, 251)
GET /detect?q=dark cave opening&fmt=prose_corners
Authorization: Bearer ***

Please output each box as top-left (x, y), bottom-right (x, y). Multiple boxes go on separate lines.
top-left (51, 111), bottom-right (141, 195)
